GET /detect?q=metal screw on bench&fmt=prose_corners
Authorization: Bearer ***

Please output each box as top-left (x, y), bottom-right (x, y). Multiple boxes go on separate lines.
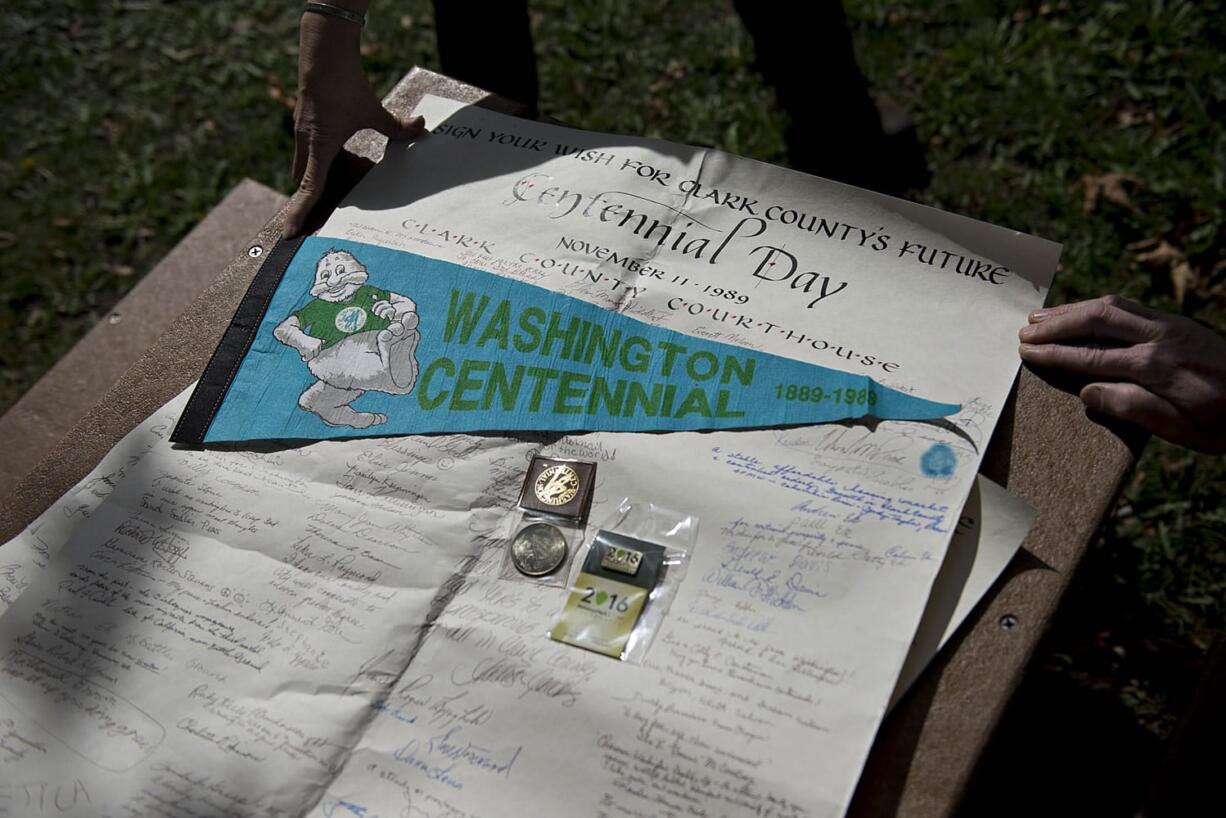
top-left (999, 614), bottom-right (1019, 632)
top-left (248, 245), bottom-right (263, 258)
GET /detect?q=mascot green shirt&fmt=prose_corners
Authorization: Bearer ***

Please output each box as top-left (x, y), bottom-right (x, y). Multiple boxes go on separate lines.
top-left (294, 285), bottom-right (393, 349)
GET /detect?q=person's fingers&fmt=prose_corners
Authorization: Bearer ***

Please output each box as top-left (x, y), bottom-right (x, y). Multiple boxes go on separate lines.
top-left (1018, 341), bottom-right (1143, 379)
top-left (1080, 381), bottom-right (1183, 440)
top-left (283, 140), bottom-right (340, 238)
top-left (1028, 294), bottom-right (1159, 322)
top-left (292, 127), bottom-right (310, 185)
top-left (1021, 295), bottom-right (1156, 345)
top-left (369, 108), bottom-right (425, 141)
top-left (1096, 295), bottom-right (1165, 321)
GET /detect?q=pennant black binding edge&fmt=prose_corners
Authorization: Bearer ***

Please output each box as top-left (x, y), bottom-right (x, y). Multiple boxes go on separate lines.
top-left (170, 236), bottom-right (305, 444)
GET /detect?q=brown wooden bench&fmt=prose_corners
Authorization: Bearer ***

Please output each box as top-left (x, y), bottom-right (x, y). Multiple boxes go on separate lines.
top-left (0, 68), bottom-right (1142, 818)
top-left (0, 179), bottom-right (287, 499)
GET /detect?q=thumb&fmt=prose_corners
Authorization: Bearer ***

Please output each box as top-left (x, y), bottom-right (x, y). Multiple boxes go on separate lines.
top-left (283, 141), bottom-right (339, 239)
top-left (370, 108), bottom-right (425, 141)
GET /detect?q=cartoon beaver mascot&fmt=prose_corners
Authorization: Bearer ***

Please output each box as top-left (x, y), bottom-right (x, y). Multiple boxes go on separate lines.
top-left (273, 249), bottom-right (420, 429)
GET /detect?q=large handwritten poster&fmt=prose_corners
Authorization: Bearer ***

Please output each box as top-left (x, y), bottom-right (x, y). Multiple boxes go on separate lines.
top-left (0, 96), bottom-right (1056, 817)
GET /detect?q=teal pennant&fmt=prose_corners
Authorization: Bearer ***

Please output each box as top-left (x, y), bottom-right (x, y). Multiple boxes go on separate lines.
top-left (201, 237), bottom-right (959, 442)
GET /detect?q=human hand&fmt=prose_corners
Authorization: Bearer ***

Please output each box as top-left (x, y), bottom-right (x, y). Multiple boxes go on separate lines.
top-left (1019, 295), bottom-right (1226, 453)
top-left (283, 7), bottom-right (425, 238)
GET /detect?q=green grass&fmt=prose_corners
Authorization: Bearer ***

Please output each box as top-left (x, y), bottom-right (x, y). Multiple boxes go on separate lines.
top-left (841, 0), bottom-right (1225, 736)
top-left (1, 1), bottom-right (1223, 809)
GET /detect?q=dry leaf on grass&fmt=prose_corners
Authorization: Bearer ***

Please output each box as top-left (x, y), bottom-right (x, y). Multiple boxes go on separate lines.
top-left (1116, 106), bottom-right (1155, 128)
top-left (1127, 238), bottom-right (1198, 306)
top-left (266, 75), bottom-right (296, 111)
top-left (1208, 259), bottom-right (1226, 301)
top-left (1168, 260), bottom-right (1197, 306)
top-left (1082, 172), bottom-right (1139, 213)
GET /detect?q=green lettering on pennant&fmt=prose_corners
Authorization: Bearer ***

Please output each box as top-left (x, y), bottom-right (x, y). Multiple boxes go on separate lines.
top-left (570, 320), bottom-right (591, 362)
top-left (554, 371), bottom-right (591, 414)
top-left (685, 351), bottom-right (719, 381)
top-left (658, 341), bottom-right (687, 376)
top-left (483, 362), bottom-right (524, 411)
top-left (542, 312), bottom-right (583, 358)
top-left (675, 387), bottom-right (712, 418)
top-left (418, 357), bottom-right (455, 409)
top-left (714, 389), bottom-right (744, 418)
top-left (450, 360), bottom-right (489, 410)
top-left (525, 367), bottom-right (561, 411)
top-left (721, 355), bottom-right (756, 386)
top-left (620, 336), bottom-right (652, 373)
top-left (514, 306), bottom-right (545, 353)
top-left (429, 290), bottom-right (757, 425)
top-left (476, 299), bottom-right (511, 350)
top-left (582, 323), bottom-right (622, 367)
top-left (586, 376), bottom-right (626, 416)
top-left (661, 384), bottom-right (678, 416)
top-left (443, 291), bottom-right (489, 344)
top-left (623, 382), bottom-right (662, 417)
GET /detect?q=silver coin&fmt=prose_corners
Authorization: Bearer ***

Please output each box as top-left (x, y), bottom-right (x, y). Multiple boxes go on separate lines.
top-left (510, 523), bottom-right (568, 577)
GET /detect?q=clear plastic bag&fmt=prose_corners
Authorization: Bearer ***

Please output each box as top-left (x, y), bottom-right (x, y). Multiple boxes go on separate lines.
top-left (548, 498), bottom-right (698, 663)
top-left (498, 511), bottom-right (583, 587)
top-left (497, 455), bottom-right (597, 587)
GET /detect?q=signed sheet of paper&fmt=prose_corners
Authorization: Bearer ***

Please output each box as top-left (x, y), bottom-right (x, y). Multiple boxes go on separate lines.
top-left (0, 390), bottom-right (1031, 818)
top-left (0, 96), bottom-right (1056, 818)
top-left (308, 97), bottom-right (1056, 816)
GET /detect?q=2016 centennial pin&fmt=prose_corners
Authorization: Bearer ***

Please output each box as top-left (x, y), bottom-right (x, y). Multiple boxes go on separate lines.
top-left (600, 545), bottom-right (643, 576)
top-left (549, 531), bottom-right (666, 658)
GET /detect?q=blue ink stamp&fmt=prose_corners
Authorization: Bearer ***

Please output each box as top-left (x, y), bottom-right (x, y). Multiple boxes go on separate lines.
top-left (920, 443), bottom-right (957, 478)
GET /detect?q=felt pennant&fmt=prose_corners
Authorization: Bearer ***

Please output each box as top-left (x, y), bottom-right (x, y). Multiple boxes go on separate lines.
top-left (196, 238), bottom-right (958, 442)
